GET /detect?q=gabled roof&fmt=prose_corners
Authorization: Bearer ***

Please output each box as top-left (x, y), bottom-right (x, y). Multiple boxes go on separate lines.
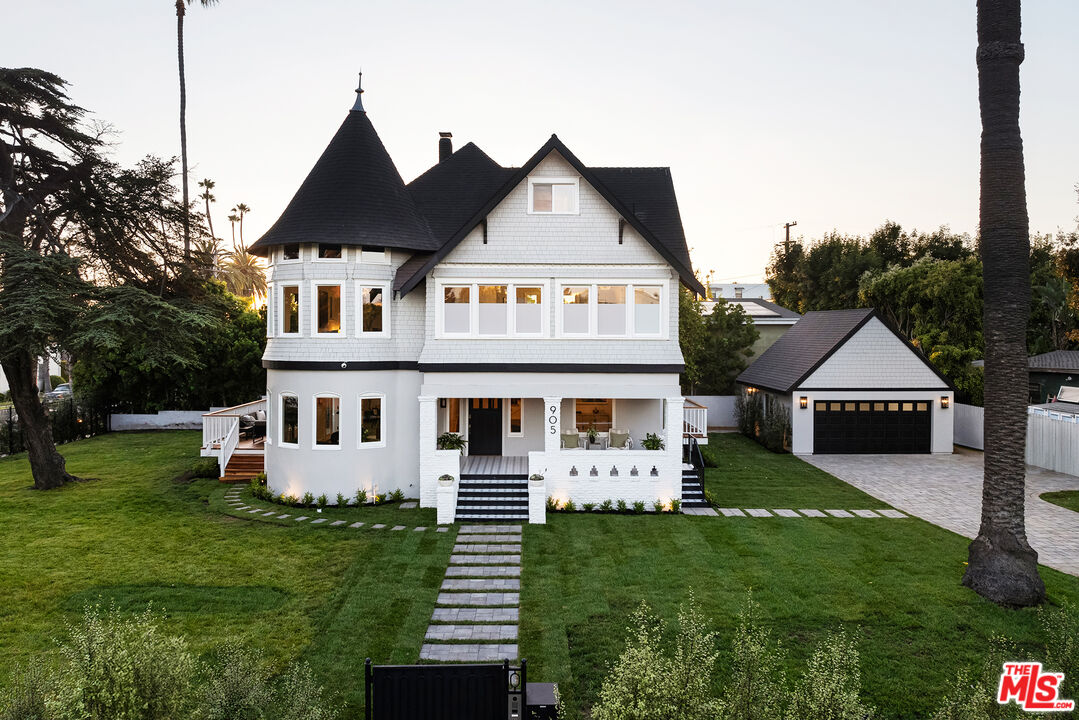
top-left (249, 107), bottom-right (437, 256)
top-left (395, 134), bottom-right (706, 297)
top-left (728, 297), bottom-right (801, 321)
top-left (1028, 350), bottom-right (1079, 373)
top-left (736, 308), bottom-right (953, 393)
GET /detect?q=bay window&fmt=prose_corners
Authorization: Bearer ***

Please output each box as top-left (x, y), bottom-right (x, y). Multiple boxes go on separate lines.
top-left (315, 284), bottom-right (342, 335)
top-left (280, 394), bottom-right (298, 446)
top-left (360, 286), bottom-right (385, 334)
top-left (359, 395), bottom-right (384, 446)
top-left (281, 285), bottom-right (300, 334)
top-left (313, 395), bottom-right (340, 448)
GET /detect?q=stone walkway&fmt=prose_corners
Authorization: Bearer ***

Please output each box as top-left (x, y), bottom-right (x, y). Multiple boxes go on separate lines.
top-left (708, 507), bottom-right (907, 518)
top-left (804, 449), bottom-right (1079, 576)
top-left (220, 488), bottom-right (439, 533)
top-left (420, 525), bottom-right (522, 663)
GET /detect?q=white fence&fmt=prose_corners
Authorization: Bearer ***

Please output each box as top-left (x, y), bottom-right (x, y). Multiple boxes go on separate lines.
top-left (687, 395), bottom-right (738, 429)
top-left (954, 403), bottom-right (984, 450)
top-left (1026, 407), bottom-right (1079, 476)
top-left (111, 409), bottom-right (228, 431)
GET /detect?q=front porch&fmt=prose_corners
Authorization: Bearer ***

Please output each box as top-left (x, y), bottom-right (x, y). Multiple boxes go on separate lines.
top-left (419, 384), bottom-right (704, 524)
top-left (201, 398), bottom-right (267, 482)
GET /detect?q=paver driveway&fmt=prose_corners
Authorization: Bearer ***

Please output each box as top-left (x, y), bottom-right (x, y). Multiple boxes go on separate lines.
top-left (804, 448), bottom-right (1079, 577)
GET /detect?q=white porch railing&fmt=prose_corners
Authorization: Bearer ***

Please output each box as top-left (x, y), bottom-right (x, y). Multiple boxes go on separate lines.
top-left (201, 398), bottom-right (267, 476)
top-left (683, 399), bottom-right (707, 439)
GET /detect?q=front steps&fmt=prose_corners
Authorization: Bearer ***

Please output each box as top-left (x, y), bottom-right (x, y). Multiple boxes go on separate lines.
top-left (681, 463), bottom-right (708, 508)
top-left (455, 474), bottom-right (529, 522)
top-left (221, 454), bottom-right (264, 484)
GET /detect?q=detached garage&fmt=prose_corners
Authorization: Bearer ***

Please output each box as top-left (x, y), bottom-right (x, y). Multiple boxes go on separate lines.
top-left (736, 308), bottom-right (954, 455)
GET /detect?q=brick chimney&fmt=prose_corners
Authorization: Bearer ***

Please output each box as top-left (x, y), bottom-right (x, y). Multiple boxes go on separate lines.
top-left (439, 132), bottom-right (452, 162)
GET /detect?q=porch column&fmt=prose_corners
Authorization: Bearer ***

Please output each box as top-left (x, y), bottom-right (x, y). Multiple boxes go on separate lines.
top-left (418, 395), bottom-right (439, 509)
top-left (543, 397), bottom-right (562, 454)
top-left (665, 397), bottom-right (685, 451)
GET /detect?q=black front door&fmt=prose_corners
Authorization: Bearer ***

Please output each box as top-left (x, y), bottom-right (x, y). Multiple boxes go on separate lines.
top-left (468, 398), bottom-right (502, 456)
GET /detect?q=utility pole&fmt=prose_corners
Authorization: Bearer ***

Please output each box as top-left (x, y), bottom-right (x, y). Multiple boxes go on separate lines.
top-left (782, 221), bottom-right (798, 254)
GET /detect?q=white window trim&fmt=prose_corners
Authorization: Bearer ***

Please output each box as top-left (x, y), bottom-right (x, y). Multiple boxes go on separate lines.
top-left (527, 176), bottom-right (581, 215)
top-left (311, 281), bottom-right (346, 338)
top-left (314, 243), bottom-right (347, 262)
top-left (279, 392), bottom-right (299, 448)
top-left (355, 281), bottom-right (391, 337)
top-left (555, 280), bottom-right (668, 339)
top-left (357, 393), bottom-right (387, 449)
top-left (311, 393), bottom-right (342, 450)
top-left (358, 246), bottom-right (391, 265)
top-left (435, 279), bottom-right (550, 339)
top-left (505, 398), bottom-right (524, 438)
top-left (279, 283), bottom-right (302, 336)
top-left (265, 284), bottom-right (274, 338)
top-left (278, 244), bottom-right (303, 264)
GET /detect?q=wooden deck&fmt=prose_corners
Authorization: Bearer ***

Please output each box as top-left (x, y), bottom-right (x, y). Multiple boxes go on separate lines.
top-left (460, 455), bottom-right (529, 476)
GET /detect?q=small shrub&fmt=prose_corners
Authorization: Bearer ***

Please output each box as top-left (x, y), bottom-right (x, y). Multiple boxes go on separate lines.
top-left (546, 496), bottom-right (559, 512)
top-left (301, 492), bottom-right (314, 507)
top-left (564, 499), bottom-right (576, 512)
top-left (271, 662), bottom-right (338, 720)
top-left (599, 499), bottom-right (614, 513)
top-left (374, 493), bottom-right (386, 505)
top-left (283, 494), bottom-right (299, 507)
top-left (929, 635), bottom-right (1022, 720)
top-left (653, 499), bottom-right (664, 513)
top-left (198, 643), bottom-right (272, 720)
top-left (669, 498), bottom-right (682, 514)
top-left (582, 502), bottom-right (596, 512)
top-left (335, 493), bottom-right (347, 507)
top-left (316, 494), bottom-right (328, 510)
top-left (354, 488), bottom-right (368, 505)
top-left (640, 432), bottom-right (665, 450)
top-left (785, 628), bottom-right (873, 720)
top-left (616, 499), bottom-right (628, 513)
top-left (191, 458), bottom-right (219, 479)
top-left (632, 500), bottom-right (646, 515)
top-left (703, 489), bottom-right (717, 507)
top-left (389, 488), bottom-right (405, 503)
top-left (53, 605), bottom-right (196, 720)
top-left (0, 663), bottom-right (54, 720)
top-left (436, 432), bottom-right (466, 451)
top-left (723, 592), bottom-right (787, 720)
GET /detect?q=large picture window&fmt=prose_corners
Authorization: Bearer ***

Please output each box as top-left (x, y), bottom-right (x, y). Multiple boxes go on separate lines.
top-left (439, 282), bottom-right (547, 337)
top-left (281, 285), bottom-right (300, 334)
top-left (478, 285), bottom-right (508, 335)
top-left (314, 395), bottom-right (340, 447)
top-left (280, 394), bottom-right (298, 445)
top-left (558, 282), bottom-right (666, 338)
top-left (360, 396), bottom-right (383, 446)
top-left (575, 398), bottom-right (613, 432)
top-left (315, 284), bottom-right (342, 335)
top-left (360, 286), bottom-right (385, 334)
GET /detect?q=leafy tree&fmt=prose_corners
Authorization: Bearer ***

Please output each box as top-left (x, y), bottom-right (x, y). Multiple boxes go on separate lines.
top-left (679, 289), bottom-right (758, 394)
top-left (1, 68), bottom-right (214, 489)
top-left (962, 0), bottom-right (1046, 607)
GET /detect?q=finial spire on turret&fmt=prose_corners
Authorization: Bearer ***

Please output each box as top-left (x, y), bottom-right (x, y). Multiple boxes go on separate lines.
top-left (352, 71), bottom-right (365, 112)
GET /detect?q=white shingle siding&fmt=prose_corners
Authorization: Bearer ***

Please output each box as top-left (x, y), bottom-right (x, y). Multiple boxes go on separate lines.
top-left (800, 318), bottom-right (948, 389)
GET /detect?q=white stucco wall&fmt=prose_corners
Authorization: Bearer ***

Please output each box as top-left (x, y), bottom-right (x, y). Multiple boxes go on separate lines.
top-left (265, 369), bottom-right (422, 499)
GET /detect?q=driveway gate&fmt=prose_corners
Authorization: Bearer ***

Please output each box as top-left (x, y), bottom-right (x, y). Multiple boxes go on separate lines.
top-left (365, 658), bottom-right (527, 720)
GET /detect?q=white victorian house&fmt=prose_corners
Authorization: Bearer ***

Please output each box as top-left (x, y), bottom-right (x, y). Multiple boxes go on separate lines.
top-left (202, 80), bottom-right (708, 523)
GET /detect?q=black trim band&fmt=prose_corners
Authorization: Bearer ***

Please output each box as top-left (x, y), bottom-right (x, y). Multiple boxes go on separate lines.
top-left (263, 360), bottom-right (683, 373)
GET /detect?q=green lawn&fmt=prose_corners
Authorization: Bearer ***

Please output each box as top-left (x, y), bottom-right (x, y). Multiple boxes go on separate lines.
top-left (701, 432), bottom-right (886, 507)
top-left (522, 434), bottom-right (1079, 718)
top-left (0, 431), bottom-right (453, 713)
top-left (1042, 490), bottom-right (1079, 514)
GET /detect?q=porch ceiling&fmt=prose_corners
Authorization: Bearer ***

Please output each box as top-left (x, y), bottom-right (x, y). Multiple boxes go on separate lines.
top-left (421, 372), bottom-right (681, 400)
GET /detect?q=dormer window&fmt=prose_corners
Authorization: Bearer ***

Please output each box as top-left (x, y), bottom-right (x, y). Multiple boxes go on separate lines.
top-left (317, 243), bottom-right (343, 260)
top-left (528, 177), bottom-right (579, 214)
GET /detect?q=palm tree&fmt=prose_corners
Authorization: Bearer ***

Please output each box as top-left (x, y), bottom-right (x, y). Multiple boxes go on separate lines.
top-left (198, 177), bottom-right (216, 242)
top-left (176, 0), bottom-right (219, 261)
top-left (962, 0), bottom-right (1046, 607)
top-left (232, 202), bottom-right (251, 250)
top-left (227, 211), bottom-right (239, 250)
top-left (222, 248), bottom-right (267, 299)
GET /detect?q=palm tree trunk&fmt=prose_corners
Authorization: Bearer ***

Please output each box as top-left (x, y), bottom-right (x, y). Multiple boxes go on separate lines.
top-left (962, 0), bottom-right (1045, 607)
top-left (204, 195), bottom-right (215, 242)
top-left (1, 350), bottom-right (78, 490)
top-left (176, 0), bottom-right (191, 261)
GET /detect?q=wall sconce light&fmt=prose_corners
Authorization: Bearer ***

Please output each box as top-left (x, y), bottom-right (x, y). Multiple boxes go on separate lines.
top-left (940, 395), bottom-right (950, 409)
top-left (439, 398), bottom-right (447, 408)
top-left (746, 387), bottom-right (758, 395)
top-left (800, 396), bottom-right (808, 409)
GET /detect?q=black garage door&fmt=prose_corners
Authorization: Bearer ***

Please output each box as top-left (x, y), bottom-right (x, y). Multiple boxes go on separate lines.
top-left (813, 400), bottom-right (931, 453)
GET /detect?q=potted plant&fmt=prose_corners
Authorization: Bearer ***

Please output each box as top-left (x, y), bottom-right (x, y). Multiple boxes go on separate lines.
top-left (437, 432), bottom-right (467, 453)
top-left (438, 473), bottom-right (455, 486)
top-left (641, 433), bottom-right (665, 451)
top-left (586, 423), bottom-right (599, 448)
top-left (529, 473), bottom-right (544, 484)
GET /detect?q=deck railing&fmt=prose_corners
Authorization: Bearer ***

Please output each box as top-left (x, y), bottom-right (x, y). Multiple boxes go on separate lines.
top-left (683, 399), bottom-right (707, 438)
top-left (201, 398), bottom-right (267, 475)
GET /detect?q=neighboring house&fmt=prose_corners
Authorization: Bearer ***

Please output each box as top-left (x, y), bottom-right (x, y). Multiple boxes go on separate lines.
top-left (736, 308), bottom-right (954, 455)
top-left (702, 296), bottom-right (800, 360)
top-left (1025, 351), bottom-right (1079, 404)
top-left (204, 82), bottom-right (708, 523)
top-left (710, 282), bottom-right (771, 300)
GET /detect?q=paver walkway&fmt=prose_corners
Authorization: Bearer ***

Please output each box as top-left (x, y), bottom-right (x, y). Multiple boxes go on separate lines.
top-left (220, 488), bottom-right (433, 532)
top-left (804, 448), bottom-right (1079, 576)
top-left (420, 525), bottom-right (522, 663)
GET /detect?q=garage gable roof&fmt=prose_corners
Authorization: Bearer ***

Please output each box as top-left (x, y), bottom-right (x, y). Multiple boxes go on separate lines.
top-left (736, 308), bottom-right (952, 393)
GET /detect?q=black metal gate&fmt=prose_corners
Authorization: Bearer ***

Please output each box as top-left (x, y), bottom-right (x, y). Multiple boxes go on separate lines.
top-left (365, 659), bottom-right (526, 720)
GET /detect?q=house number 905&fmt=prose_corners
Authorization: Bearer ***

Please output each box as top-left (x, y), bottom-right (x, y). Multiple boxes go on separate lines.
top-left (548, 406), bottom-right (558, 434)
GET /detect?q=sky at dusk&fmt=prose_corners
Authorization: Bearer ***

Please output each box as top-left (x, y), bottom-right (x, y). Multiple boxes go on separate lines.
top-left (10, 0), bottom-right (1079, 283)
